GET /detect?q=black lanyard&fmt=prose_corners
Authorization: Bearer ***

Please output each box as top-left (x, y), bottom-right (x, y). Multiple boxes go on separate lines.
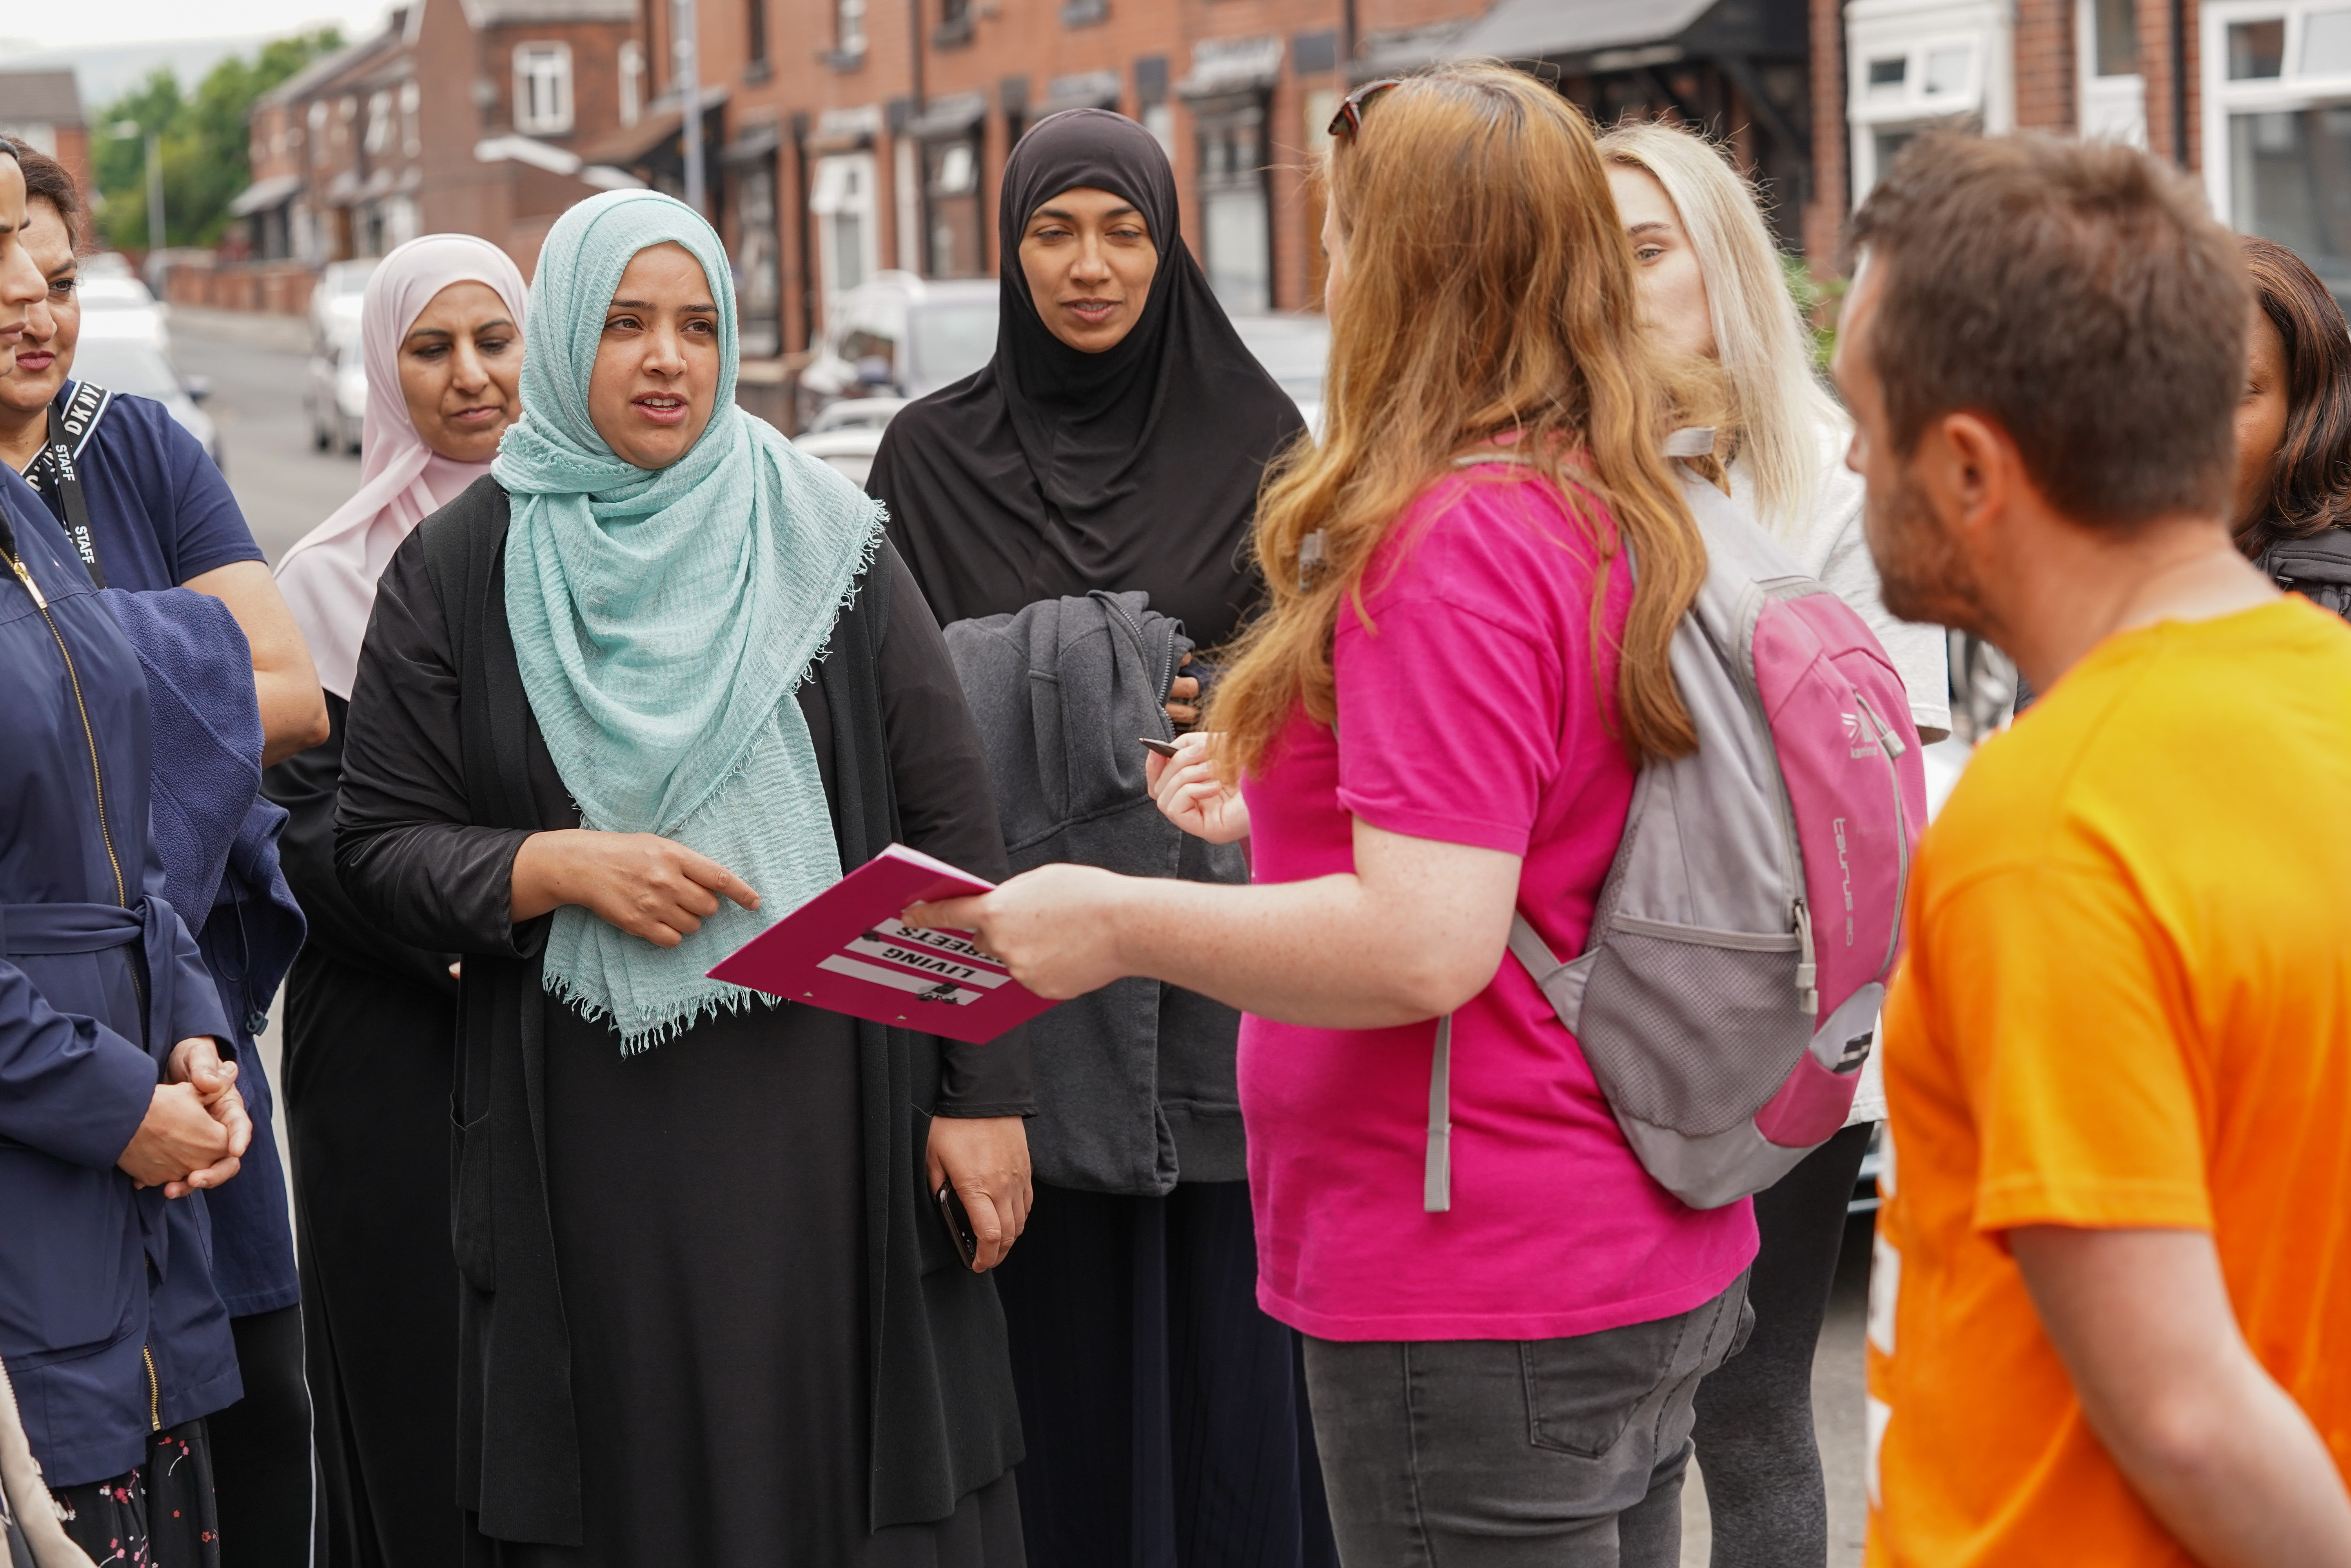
top-left (21, 381), bottom-right (109, 589)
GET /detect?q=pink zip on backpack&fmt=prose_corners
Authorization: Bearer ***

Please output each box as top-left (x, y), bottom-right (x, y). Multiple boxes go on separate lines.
top-left (1424, 456), bottom-right (1929, 1212)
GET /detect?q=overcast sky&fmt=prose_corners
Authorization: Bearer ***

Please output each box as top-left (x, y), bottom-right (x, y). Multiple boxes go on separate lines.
top-left (0, 0), bottom-right (391, 107)
top-left (7, 0), bottom-right (387, 56)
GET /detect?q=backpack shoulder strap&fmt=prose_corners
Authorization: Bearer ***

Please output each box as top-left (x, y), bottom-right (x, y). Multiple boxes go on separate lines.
top-left (1425, 1016), bottom-right (1452, 1212)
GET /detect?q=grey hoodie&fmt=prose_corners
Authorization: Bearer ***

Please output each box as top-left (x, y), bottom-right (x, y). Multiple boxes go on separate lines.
top-left (943, 591), bottom-right (1249, 1195)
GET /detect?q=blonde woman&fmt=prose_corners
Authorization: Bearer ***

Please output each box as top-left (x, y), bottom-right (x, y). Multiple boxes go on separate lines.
top-left (1597, 120), bottom-right (1947, 1568)
top-left (911, 65), bottom-right (1756, 1566)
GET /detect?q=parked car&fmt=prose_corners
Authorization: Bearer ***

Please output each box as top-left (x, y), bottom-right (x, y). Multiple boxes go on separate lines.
top-left (1229, 314), bottom-right (1329, 435)
top-left (790, 298), bottom-right (1331, 472)
top-left (310, 258), bottom-right (378, 343)
top-left (70, 334), bottom-right (222, 471)
top-left (72, 267), bottom-right (173, 356)
top-left (306, 317), bottom-right (368, 455)
top-left (795, 273), bottom-right (997, 430)
top-left (790, 397), bottom-right (908, 488)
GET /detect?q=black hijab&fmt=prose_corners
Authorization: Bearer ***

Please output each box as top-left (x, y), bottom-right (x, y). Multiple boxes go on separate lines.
top-left (868, 108), bottom-right (1306, 652)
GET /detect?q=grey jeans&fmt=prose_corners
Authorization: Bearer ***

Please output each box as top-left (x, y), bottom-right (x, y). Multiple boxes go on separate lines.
top-left (1302, 1271), bottom-right (1753, 1568)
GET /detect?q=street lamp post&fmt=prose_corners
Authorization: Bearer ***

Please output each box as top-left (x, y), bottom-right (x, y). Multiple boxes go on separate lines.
top-left (111, 120), bottom-right (166, 256)
top-left (673, 0), bottom-right (706, 214)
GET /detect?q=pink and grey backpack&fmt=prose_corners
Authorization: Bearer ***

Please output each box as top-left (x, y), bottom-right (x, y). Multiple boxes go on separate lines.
top-left (1425, 460), bottom-right (1929, 1212)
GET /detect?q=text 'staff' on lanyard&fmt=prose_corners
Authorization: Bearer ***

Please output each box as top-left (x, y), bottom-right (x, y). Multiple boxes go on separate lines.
top-left (22, 381), bottom-right (111, 588)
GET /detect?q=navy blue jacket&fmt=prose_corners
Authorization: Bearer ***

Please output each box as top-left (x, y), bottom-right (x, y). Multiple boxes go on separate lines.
top-left (31, 383), bottom-right (301, 1317)
top-left (102, 587), bottom-right (305, 1316)
top-left (0, 468), bottom-right (242, 1486)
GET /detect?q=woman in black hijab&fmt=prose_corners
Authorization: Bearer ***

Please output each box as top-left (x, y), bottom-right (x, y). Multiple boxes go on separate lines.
top-left (868, 110), bottom-right (1330, 1568)
top-left (870, 108), bottom-right (1299, 650)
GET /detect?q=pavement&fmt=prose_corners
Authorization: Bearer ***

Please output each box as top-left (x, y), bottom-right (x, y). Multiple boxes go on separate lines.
top-left (171, 305), bottom-right (1876, 1568)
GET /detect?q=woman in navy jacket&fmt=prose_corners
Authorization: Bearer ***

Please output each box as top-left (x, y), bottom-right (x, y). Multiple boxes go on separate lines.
top-left (0, 144), bottom-right (250, 1568)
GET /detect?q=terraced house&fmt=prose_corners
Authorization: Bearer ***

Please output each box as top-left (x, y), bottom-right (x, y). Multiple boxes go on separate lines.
top-left (592, 0), bottom-right (1839, 361)
top-left (1838, 0), bottom-right (2351, 299)
top-left (232, 0), bottom-right (645, 277)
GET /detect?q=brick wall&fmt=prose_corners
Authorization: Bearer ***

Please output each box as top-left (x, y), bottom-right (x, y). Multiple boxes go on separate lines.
top-left (2015, 0), bottom-right (2076, 131)
top-left (701, 0), bottom-right (1492, 352)
top-left (51, 125), bottom-right (90, 204)
top-left (1802, 0), bottom-right (1848, 260)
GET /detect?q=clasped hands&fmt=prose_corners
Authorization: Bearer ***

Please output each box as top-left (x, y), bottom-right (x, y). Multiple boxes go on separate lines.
top-left (117, 1037), bottom-right (252, 1198)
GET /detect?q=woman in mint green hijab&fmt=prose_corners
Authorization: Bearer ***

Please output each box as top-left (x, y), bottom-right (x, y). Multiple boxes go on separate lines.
top-left (334, 190), bottom-right (1034, 1565)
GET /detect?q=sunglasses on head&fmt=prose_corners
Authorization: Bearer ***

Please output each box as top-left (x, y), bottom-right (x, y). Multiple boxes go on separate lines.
top-left (1327, 80), bottom-right (1402, 142)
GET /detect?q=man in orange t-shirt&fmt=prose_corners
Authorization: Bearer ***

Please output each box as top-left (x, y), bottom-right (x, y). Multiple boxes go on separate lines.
top-left (1833, 134), bottom-right (2351, 1566)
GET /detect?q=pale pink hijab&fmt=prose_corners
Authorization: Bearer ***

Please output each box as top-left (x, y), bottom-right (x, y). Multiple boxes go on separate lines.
top-left (276, 234), bottom-right (528, 698)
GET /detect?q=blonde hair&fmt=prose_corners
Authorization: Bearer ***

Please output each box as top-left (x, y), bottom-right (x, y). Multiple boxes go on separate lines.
top-left (1597, 120), bottom-right (1844, 543)
top-left (1208, 64), bottom-right (1712, 778)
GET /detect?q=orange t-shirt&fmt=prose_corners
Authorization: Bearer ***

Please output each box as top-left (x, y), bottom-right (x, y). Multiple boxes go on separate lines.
top-left (1866, 598), bottom-right (2351, 1568)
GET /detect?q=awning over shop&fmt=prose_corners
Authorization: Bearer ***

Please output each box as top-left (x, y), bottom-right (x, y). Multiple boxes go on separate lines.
top-left (576, 84), bottom-right (728, 168)
top-left (1036, 70), bottom-right (1121, 116)
top-left (809, 104), bottom-right (882, 152)
top-left (228, 173), bottom-right (304, 217)
top-left (1352, 20), bottom-right (1475, 79)
top-left (475, 133), bottom-right (581, 174)
top-left (902, 91), bottom-right (986, 140)
top-left (1179, 35), bottom-right (1284, 99)
top-left (721, 122), bottom-right (782, 164)
top-left (1438, 0), bottom-right (1787, 69)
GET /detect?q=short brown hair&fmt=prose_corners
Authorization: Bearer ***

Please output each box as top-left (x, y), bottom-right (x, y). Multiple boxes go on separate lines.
top-left (1848, 133), bottom-right (2248, 527)
top-left (2238, 236), bottom-right (2351, 553)
top-left (0, 138), bottom-right (82, 248)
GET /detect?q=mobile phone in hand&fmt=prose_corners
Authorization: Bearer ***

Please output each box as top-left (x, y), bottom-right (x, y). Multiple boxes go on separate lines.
top-left (936, 1182), bottom-right (981, 1270)
top-left (1139, 737), bottom-right (1179, 758)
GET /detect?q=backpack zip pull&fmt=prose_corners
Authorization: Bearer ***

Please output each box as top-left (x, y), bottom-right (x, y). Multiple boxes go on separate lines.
top-left (1859, 695), bottom-right (1907, 759)
top-left (1794, 901), bottom-right (1819, 1018)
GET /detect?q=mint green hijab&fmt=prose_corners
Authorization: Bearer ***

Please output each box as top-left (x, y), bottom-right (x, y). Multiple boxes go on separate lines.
top-left (494, 190), bottom-right (882, 1051)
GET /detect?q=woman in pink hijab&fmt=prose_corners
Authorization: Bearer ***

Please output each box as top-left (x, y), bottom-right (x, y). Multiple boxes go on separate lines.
top-left (262, 233), bottom-right (526, 1568)
top-left (277, 233), bottom-right (528, 695)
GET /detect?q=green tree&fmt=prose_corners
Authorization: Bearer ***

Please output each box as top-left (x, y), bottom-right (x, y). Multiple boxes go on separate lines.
top-left (92, 26), bottom-right (341, 252)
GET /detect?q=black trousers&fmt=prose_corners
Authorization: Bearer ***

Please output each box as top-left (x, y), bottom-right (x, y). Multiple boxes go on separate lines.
top-left (207, 1303), bottom-right (321, 1567)
top-left (993, 1181), bottom-right (1339, 1568)
top-left (1688, 1123), bottom-right (1874, 1568)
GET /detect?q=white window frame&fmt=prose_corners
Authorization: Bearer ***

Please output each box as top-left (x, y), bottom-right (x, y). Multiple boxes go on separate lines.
top-left (1845, 0), bottom-right (2015, 202)
top-left (2079, 0), bottom-right (2149, 144)
top-left (837, 0), bottom-right (867, 57)
top-left (399, 80), bottom-right (422, 158)
top-left (2199, 0), bottom-right (2351, 212)
top-left (809, 152), bottom-right (880, 314)
top-left (513, 42), bottom-right (576, 136)
top-left (365, 90), bottom-right (395, 154)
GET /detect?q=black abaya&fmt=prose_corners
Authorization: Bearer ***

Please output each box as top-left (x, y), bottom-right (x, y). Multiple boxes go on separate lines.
top-left (510, 1002), bottom-right (1023, 1568)
top-left (868, 110), bottom-right (1332, 1568)
top-left (335, 485), bottom-right (1030, 1563)
top-left (266, 697), bottom-right (467, 1568)
top-left (995, 1183), bottom-right (1336, 1568)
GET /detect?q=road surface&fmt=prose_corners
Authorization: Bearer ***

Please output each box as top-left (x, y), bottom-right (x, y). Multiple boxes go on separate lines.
top-left (176, 306), bottom-right (356, 563)
top-left (171, 305), bottom-right (1877, 1568)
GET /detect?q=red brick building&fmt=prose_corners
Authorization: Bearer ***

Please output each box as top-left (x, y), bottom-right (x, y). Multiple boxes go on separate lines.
top-left (1828, 0), bottom-right (2351, 300)
top-left (601, 0), bottom-right (1832, 359)
top-left (234, 0), bottom-right (646, 280)
top-left (0, 70), bottom-right (92, 199)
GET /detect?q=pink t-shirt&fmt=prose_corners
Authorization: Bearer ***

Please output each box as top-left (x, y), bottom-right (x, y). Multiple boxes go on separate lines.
top-left (1238, 465), bottom-right (1759, 1342)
